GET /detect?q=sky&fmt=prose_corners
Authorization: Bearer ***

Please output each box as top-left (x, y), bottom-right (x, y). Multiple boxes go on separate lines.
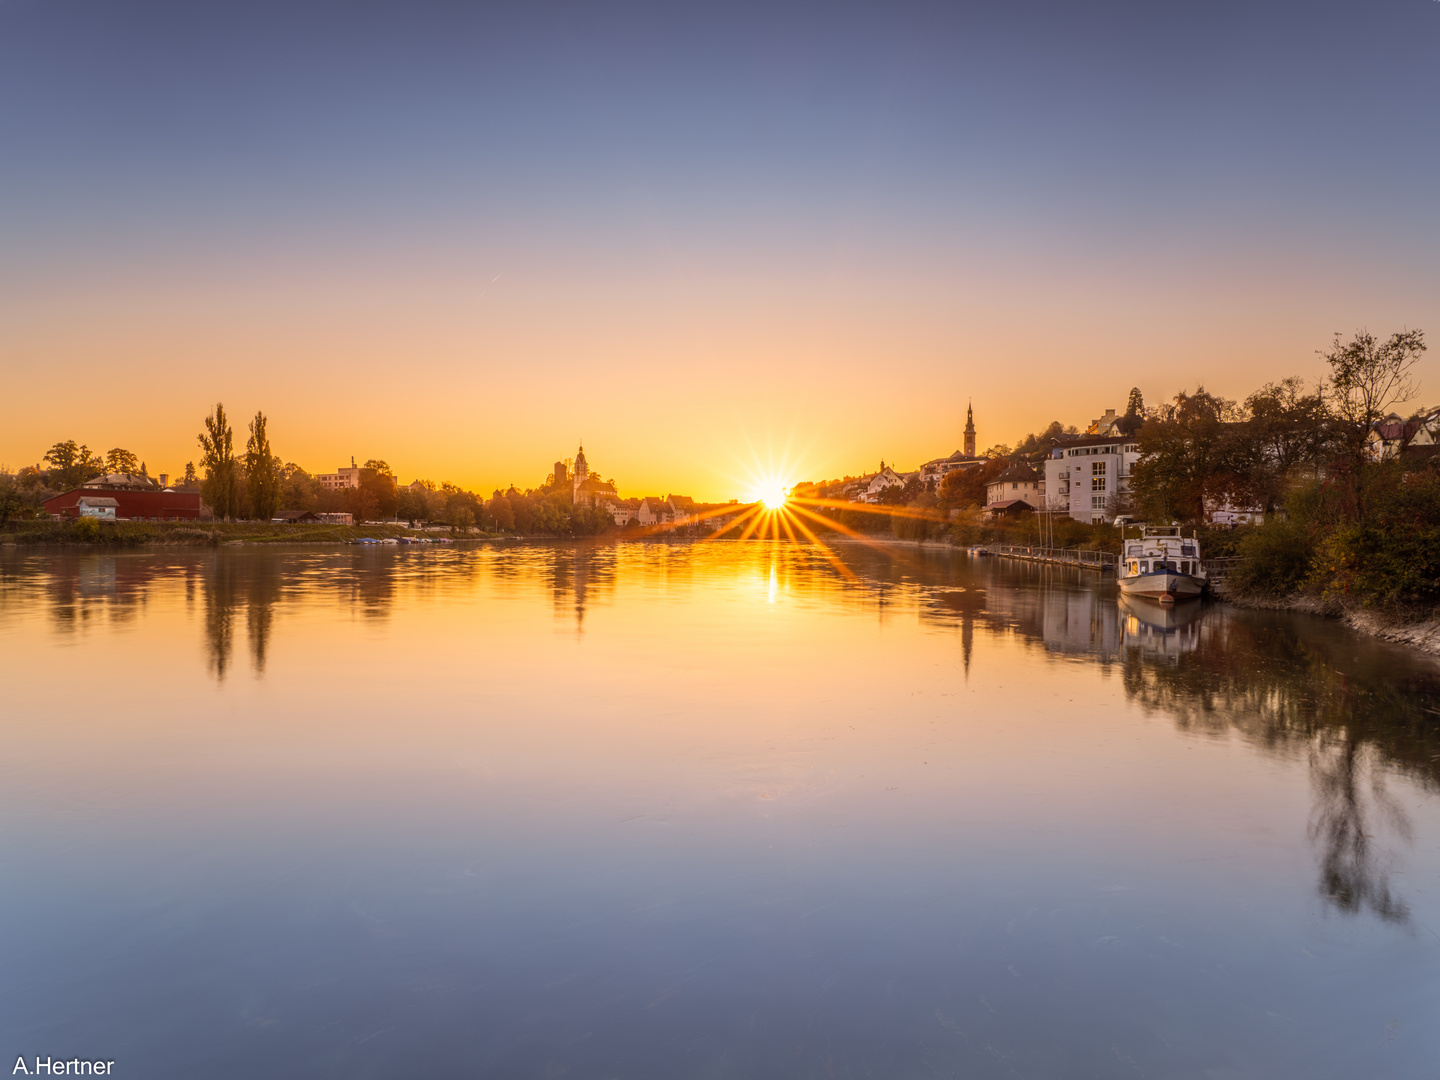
top-left (1, 0), bottom-right (1438, 500)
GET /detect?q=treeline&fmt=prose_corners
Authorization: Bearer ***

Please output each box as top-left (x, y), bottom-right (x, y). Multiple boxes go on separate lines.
top-left (0, 401), bottom-right (622, 536)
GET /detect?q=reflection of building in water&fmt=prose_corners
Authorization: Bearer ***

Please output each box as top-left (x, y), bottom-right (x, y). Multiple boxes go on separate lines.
top-left (547, 544), bottom-right (617, 632)
top-left (1037, 584), bottom-right (1121, 661)
top-left (1118, 594), bottom-right (1203, 664)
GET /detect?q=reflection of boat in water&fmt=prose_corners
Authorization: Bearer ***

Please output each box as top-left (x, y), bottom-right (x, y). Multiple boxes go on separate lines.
top-left (1118, 525), bottom-right (1206, 603)
top-left (1119, 593), bottom-right (1204, 659)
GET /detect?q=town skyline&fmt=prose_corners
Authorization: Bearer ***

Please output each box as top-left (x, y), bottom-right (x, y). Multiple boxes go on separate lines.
top-left (7, 347), bottom-right (1434, 506)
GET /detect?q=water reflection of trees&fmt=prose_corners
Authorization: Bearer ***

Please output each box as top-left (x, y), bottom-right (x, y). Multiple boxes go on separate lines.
top-left (1122, 609), bottom-right (1440, 923)
top-left (908, 553), bottom-right (1440, 925)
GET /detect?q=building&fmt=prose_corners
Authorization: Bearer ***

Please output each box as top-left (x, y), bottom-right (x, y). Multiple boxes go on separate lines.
top-left (83, 472), bottom-right (158, 490)
top-left (45, 487), bottom-right (203, 521)
top-left (1365, 411), bottom-right (1440, 461)
top-left (317, 459), bottom-right (363, 491)
top-left (985, 462), bottom-right (1043, 514)
top-left (858, 462), bottom-right (908, 502)
top-left (272, 510), bottom-right (320, 523)
top-left (76, 496), bottom-right (118, 519)
top-left (600, 497), bottom-right (640, 526)
top-left (1086, 409), bottom-right (1123, 437)
top-left (666, 495), bottom-right (697, 525)
top-left (918, 402), bottom-right (987, 486)
top-left (1042, 435), bottom-right (1140, 524)
top-left (565, 443), bottom-right (622, 507)
top-left (315, 512), bottom-right (353, 525)
top-left (635, 497), bottom-right (673, 527)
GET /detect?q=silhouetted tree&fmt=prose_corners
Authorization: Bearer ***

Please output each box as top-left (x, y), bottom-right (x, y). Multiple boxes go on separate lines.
top-left (198, 403), bottom-right (239, 519)
top-left (245, 411), bottom-right (280, 521)
top-left (43, 440), bottom-right (103, 491)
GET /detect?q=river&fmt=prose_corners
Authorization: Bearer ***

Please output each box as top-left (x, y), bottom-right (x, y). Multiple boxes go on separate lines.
top-left (2, 540), bottom-right (1438, 1078)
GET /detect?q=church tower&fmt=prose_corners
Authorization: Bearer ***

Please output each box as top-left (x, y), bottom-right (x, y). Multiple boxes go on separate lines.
top-left (572, 443), bottom-right (588, 502)
top-left (964, 401), bottom-right (976, 457)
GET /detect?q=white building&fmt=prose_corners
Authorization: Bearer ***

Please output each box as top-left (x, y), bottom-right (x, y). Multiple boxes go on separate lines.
top-left (317, 460), bottom-right (363, 491)
top-left (1043, 436), bottom-right (1140, 524)
top-left (635, 497), bottom-right (673, 527)
top-left (985, 462), bottom-right (1044, 512)
top-left (860, 462), bottom-right (907, 502)
top-left (76, 496), bottom-right (118, 519)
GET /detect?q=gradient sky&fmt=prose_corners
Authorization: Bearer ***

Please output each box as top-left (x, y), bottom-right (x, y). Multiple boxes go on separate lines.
top-left (2, 0), bottom-right (1438, 499)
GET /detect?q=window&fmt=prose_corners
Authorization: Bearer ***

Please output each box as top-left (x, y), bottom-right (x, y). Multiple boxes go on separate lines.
top-left (1092, 461), bottom-right (1106, 476)
top-left (1091, 496), bottom-right (1107, 510)
top-left (1092, 478), bottom-right (1106, 491)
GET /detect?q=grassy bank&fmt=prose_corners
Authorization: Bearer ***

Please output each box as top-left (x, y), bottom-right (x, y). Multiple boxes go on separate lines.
top-left (0, 519), bottom-right (496, 546)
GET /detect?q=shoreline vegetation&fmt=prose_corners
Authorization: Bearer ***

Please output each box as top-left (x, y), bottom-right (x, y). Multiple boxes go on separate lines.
top-left (4, 327), bottom-right (1437, 652)
top-left (6, 516), bottom-right (1439, 658)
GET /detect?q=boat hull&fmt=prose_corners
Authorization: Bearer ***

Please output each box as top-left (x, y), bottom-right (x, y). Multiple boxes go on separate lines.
top-left (1117, 570), bottom-right (1204, 600)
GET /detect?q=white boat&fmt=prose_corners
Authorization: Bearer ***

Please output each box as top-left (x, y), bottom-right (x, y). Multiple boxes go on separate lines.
top-left (1117, 525), bottom-right (1206, 603)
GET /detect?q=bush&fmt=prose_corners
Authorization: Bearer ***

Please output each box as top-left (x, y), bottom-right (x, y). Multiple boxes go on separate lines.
top-left (1225, 517), bottom-right (1313, 597)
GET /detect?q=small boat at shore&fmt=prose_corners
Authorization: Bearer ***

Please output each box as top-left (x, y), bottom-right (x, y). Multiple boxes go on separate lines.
top-left (1117, 525), bottom-right (1206, 603)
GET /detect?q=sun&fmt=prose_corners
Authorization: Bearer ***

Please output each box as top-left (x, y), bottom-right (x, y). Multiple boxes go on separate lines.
top-left (757, 481), bottom-right (788, 509)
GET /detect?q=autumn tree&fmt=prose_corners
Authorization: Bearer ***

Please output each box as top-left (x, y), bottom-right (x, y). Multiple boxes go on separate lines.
top-left (245, 411), bottom-right (281, 521)
top-left (198, 403), bottom-right (239, 519)
top-left (939, 457), bottom-right (1009, 509)
top-left (488, 491), bottom-right (515, 531)
top-left (1234, 378), bottom-right (1334, 511)
top-left (346, 462), bottom-right (398, 521)
top-left (1321, 328), bottom-right (1426, 462)
top-left (1130, 389), bottom-right (1243, 523)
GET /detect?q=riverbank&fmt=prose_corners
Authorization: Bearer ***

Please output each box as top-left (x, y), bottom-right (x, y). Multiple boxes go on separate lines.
top-left (0, 520), bottom-right (495, 546)
top-left (1222, 591), bottom-right (1440, 658)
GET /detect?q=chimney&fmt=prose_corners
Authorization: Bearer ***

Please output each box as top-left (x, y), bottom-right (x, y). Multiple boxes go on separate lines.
top-left (159, 473), bottom-right (169, 488)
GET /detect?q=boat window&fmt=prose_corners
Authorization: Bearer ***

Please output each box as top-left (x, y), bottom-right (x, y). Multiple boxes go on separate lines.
top-left (1139, 560), bottom-right (1148, 572)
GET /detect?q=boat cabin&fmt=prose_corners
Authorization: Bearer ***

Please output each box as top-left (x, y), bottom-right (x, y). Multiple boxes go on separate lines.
top-left (1121, 526), bottom-right (1204, 579)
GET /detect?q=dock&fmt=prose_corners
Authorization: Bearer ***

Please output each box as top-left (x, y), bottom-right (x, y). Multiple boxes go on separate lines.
top-left (982, 544), bottom-right (1119, 572)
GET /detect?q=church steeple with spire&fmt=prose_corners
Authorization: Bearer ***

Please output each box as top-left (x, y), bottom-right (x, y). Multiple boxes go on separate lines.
top-left (964, 401), bottom-right (976, 457)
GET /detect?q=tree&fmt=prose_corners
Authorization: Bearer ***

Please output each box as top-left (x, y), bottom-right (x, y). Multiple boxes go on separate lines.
top-left (347, 464), bottom-right (397, 522)
top-left (245, 411), bottom-right (281, 522)
top-left (182, 462), bottom-right (198, 488)
top-left (1130, 388), bottom-right (1243, 523)
top-left (1014, 421), bottom-right (1070, 457)
top-left (105, 447), bottom-right (141, 475)
top-left (1118, 387), bottom-right (1145, 435)
top-left (43, 440), bottom-right (103, 491)
top-left (487, 491), bottom-right (515, 531)
top-left (939, 457), bottom-right (1009, 508)
top-left (198, 403), bottom-right (239, 520)
top-left (1322, 328), bottom-right (1426, 462)
top-left (1239, 378), bottom-right (1334, 511)
top-left (278, 465), bottom-right (319, 511)
top-left (0, 471), bottom-right (24, 523)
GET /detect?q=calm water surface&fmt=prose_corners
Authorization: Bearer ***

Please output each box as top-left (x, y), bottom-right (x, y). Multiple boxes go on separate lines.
top-left (2, 540), bottom-right (1439, 1078)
